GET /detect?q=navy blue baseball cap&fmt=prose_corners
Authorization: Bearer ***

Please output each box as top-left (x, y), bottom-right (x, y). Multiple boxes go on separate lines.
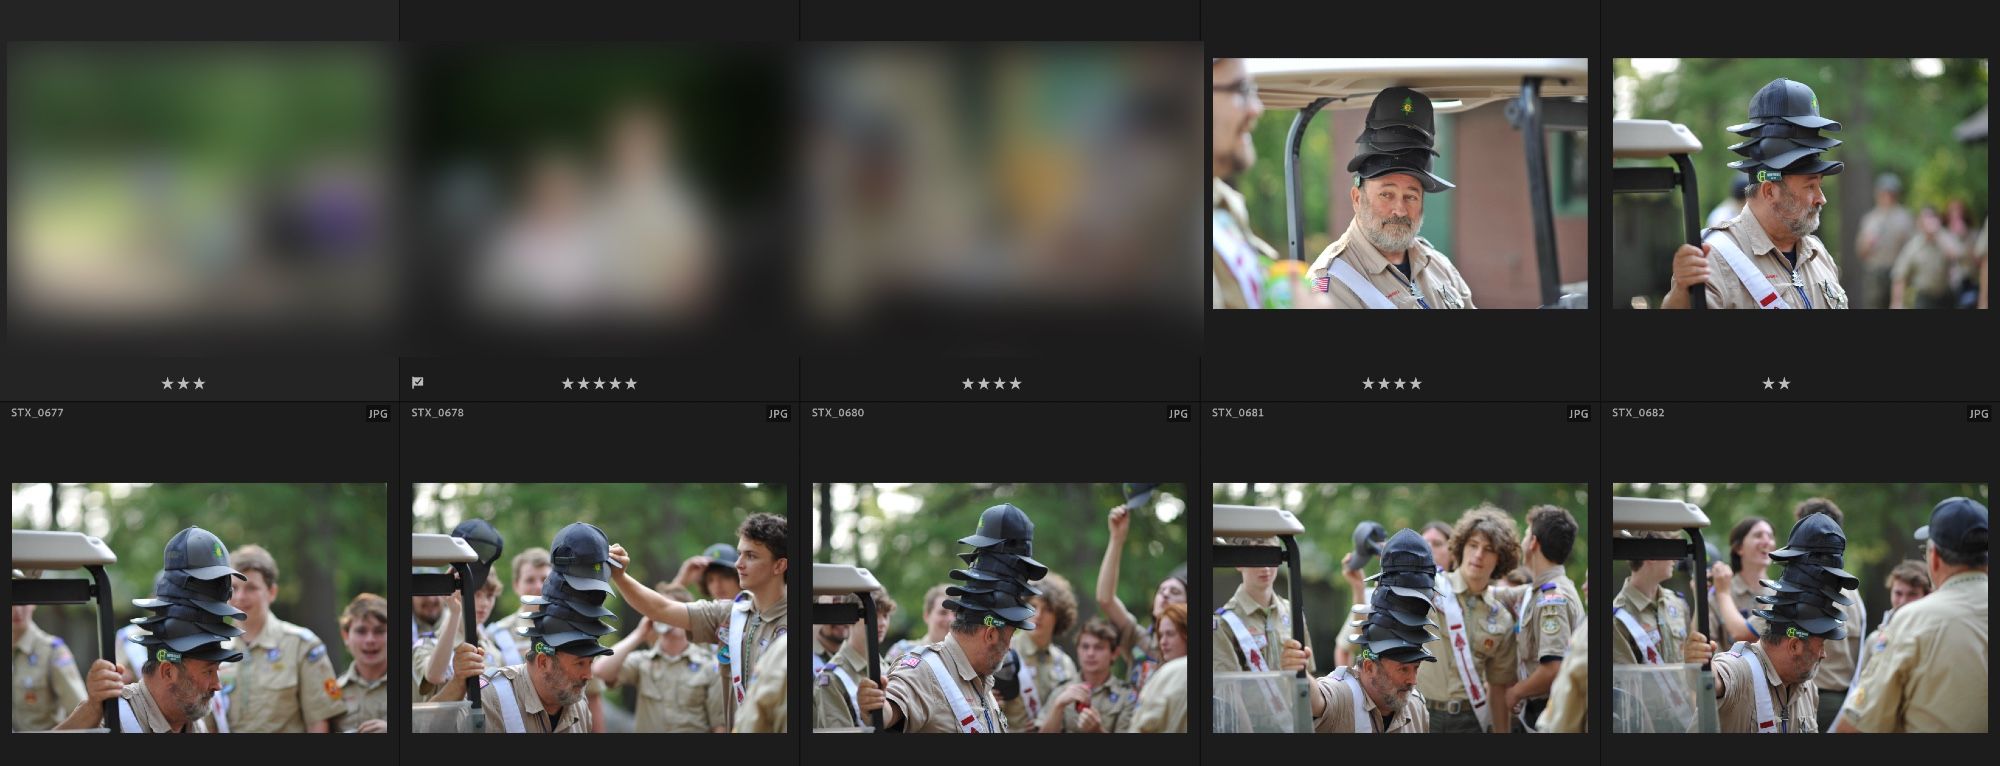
top-left (1915, 497), bottom-right (1988, 555)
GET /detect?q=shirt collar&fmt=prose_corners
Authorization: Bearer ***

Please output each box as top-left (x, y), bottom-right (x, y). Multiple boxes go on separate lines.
top-left (1227, 583), bottom-right (1279, 617)
top-left (1617, 577), bottom-right (1659, 613)
top-left (1734, 203), bottom-right (1822, 265)
top-left (942, 632), bottom-right (983, 683)
top-left (340, 661), bottom-right (387, 689)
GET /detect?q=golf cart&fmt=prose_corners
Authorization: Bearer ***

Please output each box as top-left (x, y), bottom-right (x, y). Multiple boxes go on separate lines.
top-left (12, 530), bottom-right (121, 732)
top-left (1247, 59), bottom-right (1590, 308)
top-left (811, 562), bottom-right (887, 732)
top-left (1613, 119), bottom-right (1707, 308)
top-left (1210, 504), bottom-right (1308, 733)
top-left (1609, 496), bottom-right (1721, 733)
top-left (409, 532), bottom-right (489, 733)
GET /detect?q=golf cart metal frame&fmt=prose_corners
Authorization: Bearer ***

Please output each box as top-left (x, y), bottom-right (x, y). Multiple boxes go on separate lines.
top-left (1211, 504), bottom-right (1308, 732)
top-left (12, 529), bottom-right (122, 732)
top-left (412, 533), bottom-right (485, 731)
top-left (1609, 496), bottom-right (1720, 732)
top-left (1247, 59), bottom-right (1590, 308)
top-left (1612, 119), bottom-right (1707, 308)
top-left (812, 563), bottom-right (887, 732)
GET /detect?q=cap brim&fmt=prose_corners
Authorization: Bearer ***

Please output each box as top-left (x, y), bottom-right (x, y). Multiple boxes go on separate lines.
top-left (179, 565), bottom-right (246, 581)
top-left (1376, 584), bottom-right (1437, 603)
top-left (557, 574), bottom-right (612, 593)
top-left (1777, 114), bottom-right (1841, 131)
top-left (1364, 117), bottom-right (1434, 139)
top-left (1728, 135), bottom-right (1841, 152)
top-left (535, 615), bottom-right (614, 638)
top-left (1357, 164), bottom-right (1454, 193)
top-left (181, 643), bottom-right (246, 663)
top-left (1371, 606), bottom-right (1433, 628)
top-left (1913, 525), bottom-right (1931, 542)
top-left (957, 534), bottom-right (1009, 549)
top-left (533, 633), bottom-right (614, 657)
top-left (542, 597), bottom-right (616, 619)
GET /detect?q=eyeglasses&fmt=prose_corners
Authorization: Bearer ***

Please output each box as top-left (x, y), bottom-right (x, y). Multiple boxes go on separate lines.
top-left (1213, 79), bottom-right (1258, 100)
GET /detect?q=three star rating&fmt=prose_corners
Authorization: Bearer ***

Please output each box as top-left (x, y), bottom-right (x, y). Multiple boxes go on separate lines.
top-left (161, 377), bottom-right (205, 390)
top-left (962, 378), bottom-right (1023, 390)
top-left (562, 378), bottom-right (639, 390)
top-left (1361, 377), bottom-right (1421, 391)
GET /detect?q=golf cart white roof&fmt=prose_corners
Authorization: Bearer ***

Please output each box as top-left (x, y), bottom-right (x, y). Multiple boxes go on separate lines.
top-left (813, 563), bottom-right (883, 596)
top-left (1213, 504), bottom-right (1305, 537)
top-left (1246, 58), bottom-right (1589, 112)
top-left (12, 530), bottom-right (118, 570)
top-left (1614, 119), bottom-right (1704, 158)
top-left (411, 533), bottom-right (478, 567)
top-left (1612, 496), bottom-right (1712, 532)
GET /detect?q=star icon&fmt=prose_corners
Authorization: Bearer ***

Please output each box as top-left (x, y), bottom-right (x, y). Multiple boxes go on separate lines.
top-left (1763, 378), bottom-right (1774, 390)
top-left (1363, 379), bottom-right (1374, 390)
top-left (963, 378), bottom-right (973, 390)
top-left (978, 378), bottom-right (989, 390)
top-left (609, 379), bottom-right (622, 390)
top-left (178, 378), bottom-right (189, 390)
top-left (162, 377), bottom-right (174, 390)
top-left (1410, 378), bottom-right (1421, 390)
top-left (1394, 378), bottom-right (1406, 390)
top-left (625, 378), bottom-right (636, 390)
top-left (1779, 378), bottom-right (1790, 390)
top-left (595, 378), bottom-right (606, 389)
top-left (193, 378), bottom-right (204, 390)
top-left (563, 378), bottom-right (574, 390)
top-left (1379, 378), bottom-right (1392, 389)
top-left (1010, 378), bottom-right (1021, 390)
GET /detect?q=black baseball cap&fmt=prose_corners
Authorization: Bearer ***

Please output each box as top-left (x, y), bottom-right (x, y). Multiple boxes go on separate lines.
top-left (550, 522), bottom-right (620, 591)
top-left (1916, 497), bottom-right (1988, 555)
top-left (1364, 87), bottom-right (1437, 139)
top-left (959, 503), bottom-right (1036, 551)
top-left (1727, 78), bottom-right (1842, 133)
top-left (161, 527), bottom-right (245, 582)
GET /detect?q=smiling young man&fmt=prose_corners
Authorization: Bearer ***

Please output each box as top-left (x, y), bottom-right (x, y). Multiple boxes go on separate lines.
top-left (1038, 617), bottom-right (1138, 733)
top-left (609, 512), bottom-right (788, 730)
top-left (333, 593), bottom-right (389, 733)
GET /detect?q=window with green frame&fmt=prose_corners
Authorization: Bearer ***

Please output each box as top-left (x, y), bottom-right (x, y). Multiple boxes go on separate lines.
top-left (1551, 131), bottom-right (1588, 217)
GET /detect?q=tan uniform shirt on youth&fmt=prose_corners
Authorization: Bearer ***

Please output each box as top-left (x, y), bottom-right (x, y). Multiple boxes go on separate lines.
top-left (222, 615), bottom-right (343, 732)
top-left (12, 621), bottom-right (87, 731)
top-left (683, 593), bottom-right (788, 727)
top-left (623, 642), bottom-right (725, 732)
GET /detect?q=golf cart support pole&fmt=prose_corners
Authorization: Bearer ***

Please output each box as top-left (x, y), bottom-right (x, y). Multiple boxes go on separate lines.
top-left (1282, 538), bottom-right (1305, 680)
top-left (1285, 97), bottom-right (1335, 261)
top-left (90, 565), bottom-right (118, 733)
top-left (1671, 153), bottom-right (1706, 308)
top-left (453, 561), bottom-right (484, 728)
top-left (858, 591), bottom-right (885, 731)
top-left (1686, 528), bottom-right (1711, 670)
top-left (1516, 77), bottom-right (1562, 307)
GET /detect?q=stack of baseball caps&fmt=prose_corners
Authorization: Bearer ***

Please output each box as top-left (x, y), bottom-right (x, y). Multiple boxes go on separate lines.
top-left (129, 527), bottom-right (247, 664)
top-left (1726, 78), bottom-right (1844, 183)
top-left (519, 522), bottom-right (617, 657)
top-left (1754, 513), bottom-right (1854, 640)
top-left (944, 503), bottom-right (1042, 631)
top-left (1347, 86), bottom-right (1454, 193)
top-left (1349, 529), bottom-right (1440, 664)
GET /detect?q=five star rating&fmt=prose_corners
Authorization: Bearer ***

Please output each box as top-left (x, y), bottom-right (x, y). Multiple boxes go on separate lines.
top-left (562, 378), bottom-right (639, 390)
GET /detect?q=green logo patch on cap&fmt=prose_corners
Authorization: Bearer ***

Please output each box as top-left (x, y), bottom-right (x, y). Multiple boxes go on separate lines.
top-left (214, 541), bottom-right (224, 559)
top-left (1811, 95), bottom-right (1818, 112)
top-left (534, 640), bottom-right (555, 655)
top-left (1757, 170), bottom-right (1782, 184)
top-left (1786, 626), bottom-right (1809, 640)
top-left (156, 648), bottom-right (182, 663)
top-left (982, 614), bottom-right (1002, 629)
top-left (1401, 97), bottom-right (1413, 115)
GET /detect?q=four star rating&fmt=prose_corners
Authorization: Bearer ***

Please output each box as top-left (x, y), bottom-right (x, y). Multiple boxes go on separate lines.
top-left (1361, 377), bottom-right (1421, 391)
top-left (962, 378), bottom-right (1023, 391)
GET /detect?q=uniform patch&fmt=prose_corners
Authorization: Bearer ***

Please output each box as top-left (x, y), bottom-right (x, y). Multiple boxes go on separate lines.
top-left (1538, 594), bottom-right (1568, 606)
top-left (305, 644), bottom-right (326, 663)
top-left (1542, 615), bottom-right (1561, 635)
top-left (267, 647), bottom-right (283, 662)
top-left (324, 677), bottom-right (342, 700)
top-left (898, 655), bottom-right (922, 669)
top-left (1851, 686), bottom-right (1866, 705)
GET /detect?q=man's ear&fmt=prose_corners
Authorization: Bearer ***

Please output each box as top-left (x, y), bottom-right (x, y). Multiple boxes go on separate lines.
top-left (772, 557), bottom-right (789, 577)
top-left (1350, 182), bottom-right (1363, 209)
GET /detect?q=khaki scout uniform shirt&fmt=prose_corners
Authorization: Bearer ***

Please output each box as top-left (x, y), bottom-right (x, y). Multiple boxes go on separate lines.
top-left (479, 663), bottom-right (591, 733)
top-left (1121, 655), bottom-right (1187, 733)
top-left (120, 681), bottom-right (206, 733)
top-left (1809, 588), bottom-right (1864, 693)
top-left (224, 615), bottom-right (344, 731)
top-left (1507, 568), bottom-right (1584, 701)
top-left (1312, 666), bottom-right (1429, 733)
top-left (1893, 229), bottom-right (1961, 306)
top-left (1709, 573), bottom-right (1772, 645)
top-left (1611, 578), bottom-right (1694, 665)
top-left (1214, 178), bottom-right (1278, 309)
top-left (332, 662), bottom-right (389, 731)
top-left (1051, 674), bottom-right (1138, 733)
top-left (1713, 639), bottom-right (1817, 733)
top-left (1683, 204), bottom-right (1849, 309)
top-left (812, 640), bottom-right (883, 730)
top-left (1840, 572), bottom-right (1987, 732)
top-left (412, 623), bottom-right (504, 700)
top-left (1537, 622), bottom-right (1589, 733)
top-left (1416, 570), bottom-right (1518, 708)
top-left (1002, 630), bottom-right (1079, 731)
top-left (1213, 584), bottom-right (1312, 673)
top-left (622, 641), bottom-right (725, 732)
top-left (13, 621), bottom-right (87, 731)
top-left (735, 631), bottom-right (788, 733)
top-left (684, 591), bottom-right (788, 727)
top-left (883, 632), bottom-right (1005, 733)
top-left (1308, 217), bottom-right (1475, 309)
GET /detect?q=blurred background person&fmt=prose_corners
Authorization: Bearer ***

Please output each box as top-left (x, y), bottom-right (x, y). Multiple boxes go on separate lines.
top-left (1856, 173), bottom-right (1915, 308)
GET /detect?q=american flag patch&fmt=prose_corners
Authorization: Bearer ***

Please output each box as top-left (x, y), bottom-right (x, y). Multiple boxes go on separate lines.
top-left (1314, 276), bottom-right (1330, 293)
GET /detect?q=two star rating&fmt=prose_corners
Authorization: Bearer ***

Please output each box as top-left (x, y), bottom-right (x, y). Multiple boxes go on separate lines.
top-left (963, 378), bottom-right (1023, 390)
top-left (1763, 378), bottom-right (1792, 390)
top-left (563, 378), bottom-right (639, 390)
top-left (161, 377), bottom-right (204, 390)
top-left (1361, 378), bottom-right (1421, 390)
